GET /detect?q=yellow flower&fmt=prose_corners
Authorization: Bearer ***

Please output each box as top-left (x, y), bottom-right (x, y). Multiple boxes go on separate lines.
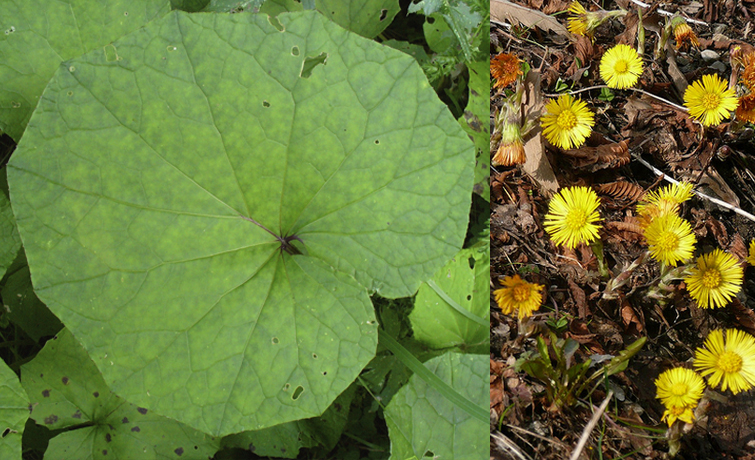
top-left (748, 239), bottom-right (755, 266)
top-left (543, 186), bottom-right (602, 248)
top-left (491, 53), bottom-right (522, 90)
top-left (655, 367), bottom-right (705, 426)
top-left (567, 1), bottom-right (590, 37)
top-left (684, 74), bottom-right (739, 126)
top-left (684, 249), bottom-right (743, 309)
top-left (662, 405), bottom-right (696, 426)
top-left (636, 181), bottom-right (694, 226)
top-left (644, 213), bottom-right (696, 266)
top-left (492, 123), bottom-right (526, 166)
top-left (694, 329), bottom-right (755, 394)
top-left (493, 275), bottom-right (544, 320)
top-left (540, 94), bottom-right (594, 149)
top-left (672, 20), bottom-right (700, 49)
top-left (736, 93), bottom-right (755, 124)
top-left (600, 44), bottom-right (643, 89)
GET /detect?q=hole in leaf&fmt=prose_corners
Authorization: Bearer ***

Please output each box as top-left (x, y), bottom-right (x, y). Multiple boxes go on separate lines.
top-left (268, 16), bottom-right (284, 32)
top-left (300, 52), bottom-right (328, 79)
top-left (283, 383), bottom-right (290, 391)
top-left (262, 100), bottom-right (270, 108)
top-left (374, 139), bottom-right (380, 144)
top-left (466, 295), bottom-right (471, 300)
top-left (2, 428), bottom-right (10, 437)
top-left (468, 256), bottom-right (475, 269)
top-left (322, 371), bottom-right (327, 375)
top-left (312, 353), bottom-right (317, 359)
top-left (427, 16), bottom-right (435, 24)
top-left (379, 9), bottom-right (388, 21)
top-left (272, 337), bottom-right (279, 344)
top-left (124, 11), bottom-right (128, 16)
top-left (291, 46), bottom-right (300, 56)
top-left (292, 385), bottom-right (304, 400)
top-left (423, 451), bottom-right (435, 458)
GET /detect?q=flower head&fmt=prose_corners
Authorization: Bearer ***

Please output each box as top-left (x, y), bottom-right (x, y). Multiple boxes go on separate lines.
top-left (684, 74), bottom-right (739, 126)
top-left (540, 94), bottom-right (594, 149)
top-left (543, 186), bottom-right (602, 248)
top-left (492, 123), bottom-right (526, 166)
top-left (600, 44), bottom-right (643, 89)
top-left (567, 2), bottom-right (590, 37)
top-left (684, 249), bottom-right (743, 309)
top-left (694, 329), bottom-right (755, 394)
top-left (736, 93), bottom-right (755, 124)
top-left (644, 213), bottom-right (696, 266)
top-left (672, 19), bottom-right (700, 49)
top-left (740, 52), bottom-right (755, 91)
top-left (491, 53), bottom-right (522, 90)
top-left (748, 240), bottom-right (755, 266)
top-left (636, 181), bottom-right (694, 226)
top-left (655, 367), bottom-right (706, 426)
top-left (493, 275), bottom-right (544, 320)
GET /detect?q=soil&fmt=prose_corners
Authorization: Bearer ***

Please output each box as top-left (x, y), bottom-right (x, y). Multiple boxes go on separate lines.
top-left (490, 1), bottom-right (755, 459)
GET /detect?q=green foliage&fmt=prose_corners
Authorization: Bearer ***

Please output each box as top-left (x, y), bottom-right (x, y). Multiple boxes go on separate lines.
top-left (0, 191), bottom-right (20, 280)
top-left (384, 352), bottom-right (487, 460)
top-left (516, 332), bottom-right (646, 412)
top-left (0, 0), bottom-right (172, 141)
top-left (0, 357), bottom-right (28, 458)
top-left (459, 60), bottom-right (490, 201)
top-left (410, 245), bottom-right (489, 353)
top-left (9, 9), bottom-right (472, 437)
top-left (22, 328), bottom-right (219, 458)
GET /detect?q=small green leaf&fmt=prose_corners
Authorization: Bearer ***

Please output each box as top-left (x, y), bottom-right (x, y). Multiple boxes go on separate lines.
top-left (0, 358), bottom-right (28, 459)
top-left (410, 246), bottom-right (489, 352)
top-left (0, 192), bottom-right (21, 280)
top-left (385, 352), bottom-right (486, 460)
top-left (21, 329), bottom-right (220, 458)
top-left (459, 60), bottom-right (489, 200)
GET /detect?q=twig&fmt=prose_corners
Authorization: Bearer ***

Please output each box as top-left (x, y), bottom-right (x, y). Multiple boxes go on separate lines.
top-left (544, 86), bottom-right (688, 112)
top-left (569, 390), bottom-right (614, 460)
top-left (491, 432), bottom-right (534, 460)
top-left (631, 152), bottom-right (755, 223)
top-left (626, 0), bottom-right (708, 26)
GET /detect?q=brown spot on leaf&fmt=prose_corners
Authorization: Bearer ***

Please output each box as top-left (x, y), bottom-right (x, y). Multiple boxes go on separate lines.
top-left (72, 410), bottom-right (82, 419)
top-left (102, 450), bottom-right (107, 456)
top-left (93, 392), bottom-right (99, 398)
top-left (44, 415), bottom-right (58, 425)
top-left (105, 433), bottom-right (111, 442)
top-left (137, 407), bottom-right (148, 414)
top-left (62, 376), bottom-right (69, 385)
top-left (42, 390), bottom-right (50, 398)
top-left (122, 417), bottom-right (129, 424)
top-left (131, 426), bottom-right (140, 432)
top-left (175, 447), bottom-right (184, 456)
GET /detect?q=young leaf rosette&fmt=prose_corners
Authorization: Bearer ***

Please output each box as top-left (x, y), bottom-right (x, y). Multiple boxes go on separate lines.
top-left (8, 11), bottom-right (473, 436)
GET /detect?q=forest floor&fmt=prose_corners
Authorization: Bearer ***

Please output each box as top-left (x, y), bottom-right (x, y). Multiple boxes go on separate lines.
top-left (490, 0), bottom-right (755, 458)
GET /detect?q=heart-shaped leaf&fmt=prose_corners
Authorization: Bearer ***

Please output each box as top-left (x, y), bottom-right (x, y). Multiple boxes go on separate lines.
top-left (9, 10), bottom-right (472, 436)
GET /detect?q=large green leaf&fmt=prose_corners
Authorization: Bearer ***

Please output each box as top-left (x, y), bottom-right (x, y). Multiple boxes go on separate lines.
top-left (0, 0), bottom-right (172, 141)
top-left (385, 352), bottom-right (486, 460)
top-left (21, 328), bottom-right (219, 459)
top-left (0, 358), bottom-right (28, 459)
top-left (0, 192), bottom-right (21, 280)
top-left (9, 10), bottom-right (472, 436)
top-left (409, 244), bottom-right (489, 353)
top-left (318, 0), bottom-right (400, 38)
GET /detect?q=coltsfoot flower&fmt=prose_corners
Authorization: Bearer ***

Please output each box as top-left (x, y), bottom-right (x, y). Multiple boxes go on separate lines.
top-left (492, 123), bottom-right (526, 166)
top-left (694, 329), bottom-right (755, 394)
top-left (543, 186), bottom-right (602, 248)
top-left (685, 249), bottom-right (743, 309)
top-left (540, 94), bottom-right (594, 149)
top-left (600, 44), bottom-right (643, 89)
top-left (493, 275), bottom-right (544, 320)
top-left (748, 239), bottom-right (755, 266)
top-left (736, 93), bottom-right (755, 124)
top-left (636, 181), bottom-right (694, 227)
top-left (655, 367), bottom-right (706, 426)
top-left (672, 18), bottom-right (700, 49)
top-left (684, 74), bottom-right (739, 126)
top-left (491, 53), bottom-right (522, 90)
top-left (644, 213), bottom-right (696, 266)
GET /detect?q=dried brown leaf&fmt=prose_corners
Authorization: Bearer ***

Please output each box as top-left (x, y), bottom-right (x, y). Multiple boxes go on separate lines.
top-left (491, 0), bottom-right (570, 43)
top-left (521, 70), bottom-right (559, 194)
top-left (596, 180), bottom-right (646, 202)
top-left (563, 140), bottom-right (630, 171)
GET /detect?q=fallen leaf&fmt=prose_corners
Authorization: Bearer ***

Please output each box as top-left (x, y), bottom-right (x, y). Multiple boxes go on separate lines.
top-left (491, 0), bottom-right (570, 43)
top-left (521, 70), bottom-right (559, 194)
